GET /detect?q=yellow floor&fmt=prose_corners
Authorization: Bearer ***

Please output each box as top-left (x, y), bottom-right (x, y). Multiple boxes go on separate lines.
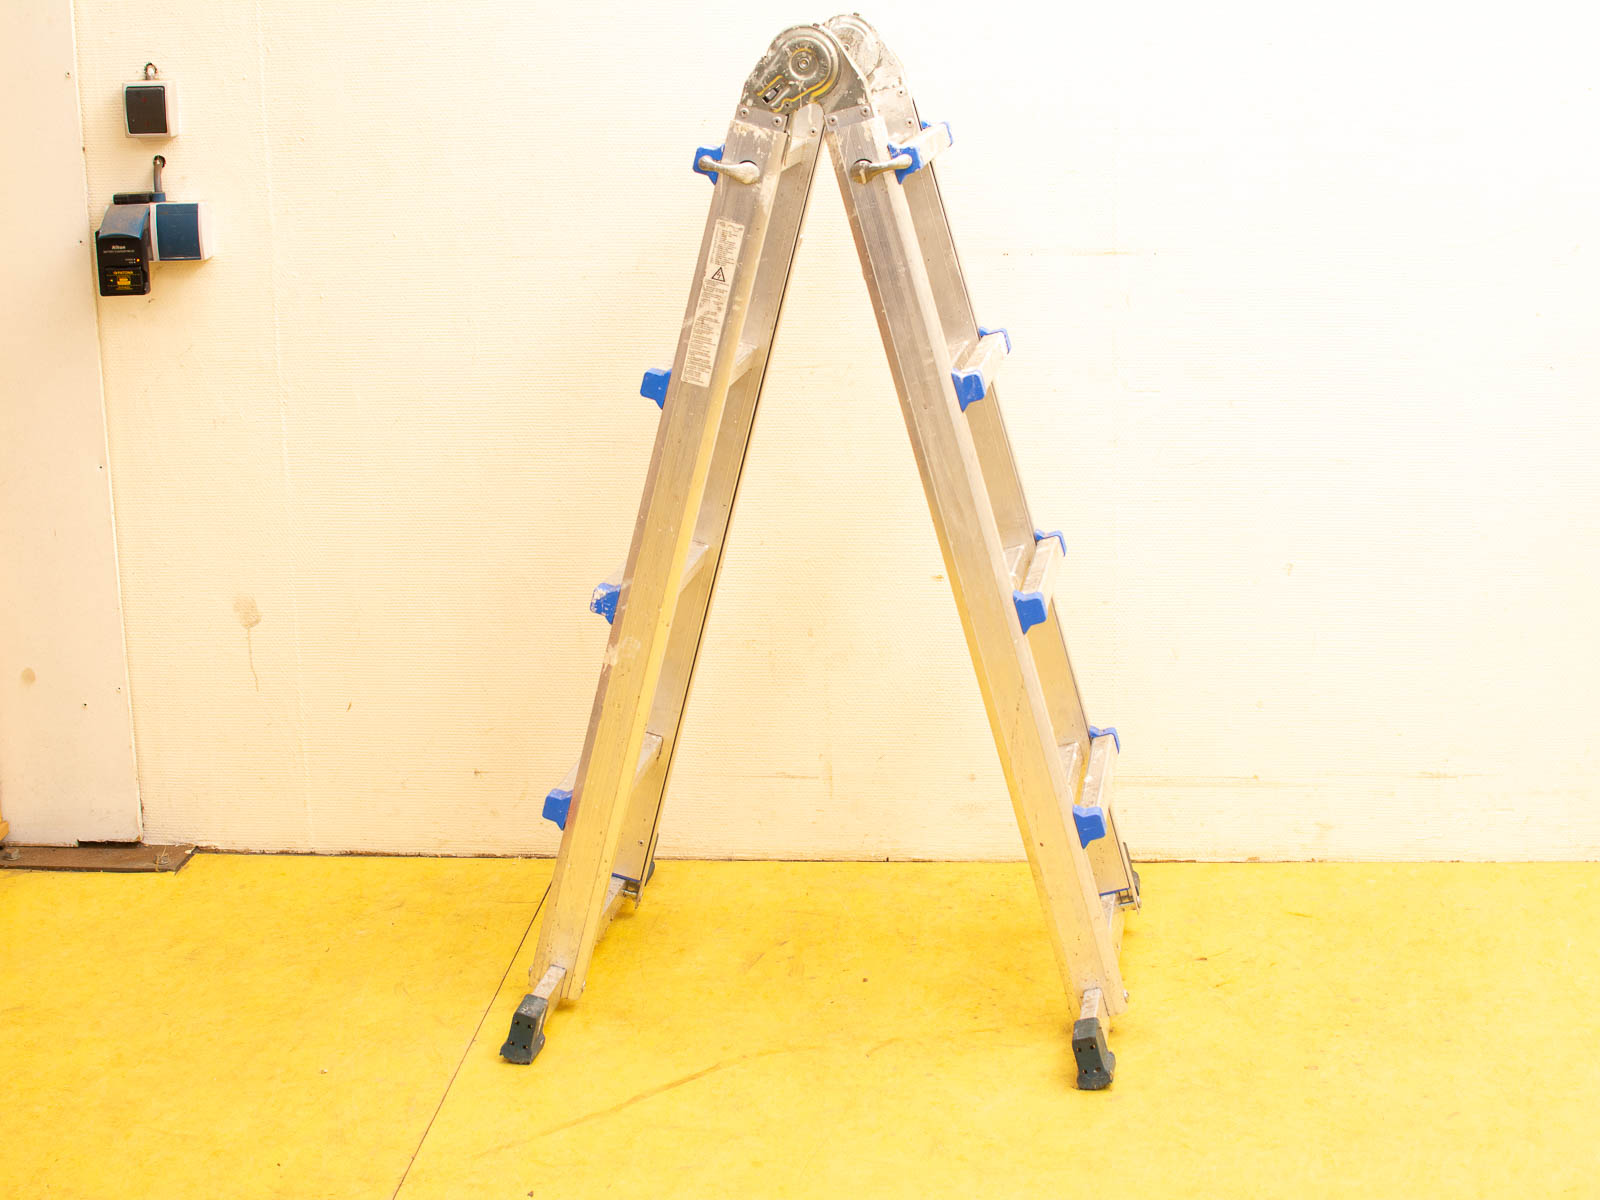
top-left (3, 858), bottom-right (1596, 1198)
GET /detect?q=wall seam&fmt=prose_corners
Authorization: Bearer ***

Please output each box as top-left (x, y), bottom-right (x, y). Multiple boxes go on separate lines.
top-left (66, 0), bottom-right (144, 841)
top-left (253, 0), bottom-right (317, 848)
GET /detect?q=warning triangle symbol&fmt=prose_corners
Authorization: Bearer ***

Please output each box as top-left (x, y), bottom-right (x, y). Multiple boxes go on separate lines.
top-left (710, 267), bottom-right (726, 282)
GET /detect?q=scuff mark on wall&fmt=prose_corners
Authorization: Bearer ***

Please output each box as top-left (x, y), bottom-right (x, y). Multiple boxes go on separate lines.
top-left (233, 594), bottom-right (262, 692)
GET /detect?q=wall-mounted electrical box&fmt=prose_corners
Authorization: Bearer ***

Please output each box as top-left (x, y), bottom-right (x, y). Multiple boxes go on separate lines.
top-left (95, 204), bottom-right (154, 296)
top-left (94, 155), bottom-right (213, 297)
top-left (152, 201), bottom-right (212, 261)
top-left (124, 67), bottom-right (178, 138)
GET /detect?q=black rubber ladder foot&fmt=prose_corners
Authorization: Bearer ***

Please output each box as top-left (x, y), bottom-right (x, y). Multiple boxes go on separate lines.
top-left (500, 993), bottom-right (549, 1065)
top-left (1072, 1016), bottom-right (1116, 1090)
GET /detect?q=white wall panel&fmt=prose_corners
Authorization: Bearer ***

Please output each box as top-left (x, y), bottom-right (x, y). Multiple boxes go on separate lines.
top-left (70, 0), bottom-right (1600, 859)
top-left (1, 0), bottom-right (140, 844)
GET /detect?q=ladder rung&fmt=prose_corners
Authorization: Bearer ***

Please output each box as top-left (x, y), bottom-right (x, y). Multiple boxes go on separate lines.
top-left (1004, 542), bottom-right (1027, 580)
top-left (1056, 737), bottom-right (1106, 849)
top-left (1050, 738), bottom-right (1130, 939)
top-left (1011, 530), bottom-right (1065, 634)
top-left (1080, 732), bottom-right (1138, 907)
top-left (600, 873), bottom-right (627, 925)
top-left (639, 342), bottom-right (763, 410)
top-left (950, 326), bottom-right (1010, 411)
top-left (591, 539), bottom-right (713, 624)
top-left (542, 730), bottom-right (665, 830)
top-left (1101, 893), bottom-right (1125, 955)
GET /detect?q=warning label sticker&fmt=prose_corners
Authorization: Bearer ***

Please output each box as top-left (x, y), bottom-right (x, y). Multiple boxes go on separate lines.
top-left (682, 218), bottom-right (744, 388)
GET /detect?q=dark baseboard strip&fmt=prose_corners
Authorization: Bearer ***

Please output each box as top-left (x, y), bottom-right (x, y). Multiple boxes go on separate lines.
top-left (0, 843), bottom-right (196, 873)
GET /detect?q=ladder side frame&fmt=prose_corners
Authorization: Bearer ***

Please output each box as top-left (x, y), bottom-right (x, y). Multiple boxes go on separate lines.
top-left (874, 92), bottom-right (1036, 553)
top-left (611, 116), bottom-right (827, 888)
top-left (877, 92), bottom-right (1094, 764)
top-left (827, 111), bottom-right (1126, 1016)
top-left (529, 116), bottom-right (790, 1002)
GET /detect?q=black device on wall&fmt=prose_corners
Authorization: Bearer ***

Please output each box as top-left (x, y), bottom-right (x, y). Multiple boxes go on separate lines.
top-left (96, 202), bottom-right (154, 296)
top-left (124, 63), bottom-right (177, 138)
top-left (95, 155), bottom-right (163, 297)
top-left (96, 153), bottom-right (211, 297)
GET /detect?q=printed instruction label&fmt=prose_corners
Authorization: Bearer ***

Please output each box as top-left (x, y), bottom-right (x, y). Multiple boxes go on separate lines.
top-left (682, 218), bottom-right (744, 388)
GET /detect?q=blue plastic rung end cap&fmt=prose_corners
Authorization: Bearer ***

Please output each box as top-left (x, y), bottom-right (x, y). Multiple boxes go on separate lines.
top-left (978, 325), bottom-right (1012, 354)
top-left (693, 143), bottom-right (724, 182)
top-left (590, 580), bottom-right (620, 624)
top-left (892, 143), bottom-right (925, 182)
top-left (542, 785), bottom-right (573, 830)
top-left (890, 121), bottom-right (952, 182)
top-left (1034, 528), bottom-right (1066, 556)
top-left (1014, 588), bottom-right (1048, 633)
top-left (952, 368), bottom-right (987, 411)
top-left (1088, 724), bottom-right (1121, 753)
top-left (640, 367), bottom-right (671, 408)
top-left (1073, 804), bottom-right (1108, 847)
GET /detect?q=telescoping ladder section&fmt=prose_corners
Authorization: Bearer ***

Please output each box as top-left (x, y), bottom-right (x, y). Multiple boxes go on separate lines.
top-left (500, 15), bottom-right (1143, 1090)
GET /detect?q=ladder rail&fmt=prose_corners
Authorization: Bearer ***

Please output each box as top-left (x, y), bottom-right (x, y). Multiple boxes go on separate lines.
top-left (528, 115), bottom-right (791, 1003)
top-left (878, 91), bottom-right (1036, 553)
top-left (827, 111), bottom-right (1125, 1014)
top-left (611, 111), bottom-right (827, 889)
top-left (880, 95), bottom-right (1094, 760)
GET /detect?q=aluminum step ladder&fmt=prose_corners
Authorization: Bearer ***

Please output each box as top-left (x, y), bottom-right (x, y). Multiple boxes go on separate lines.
top-left (501, 14), bottom-right (1143, 1090)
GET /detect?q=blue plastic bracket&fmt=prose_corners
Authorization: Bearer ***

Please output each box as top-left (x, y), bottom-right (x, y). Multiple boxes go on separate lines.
top-left (1034, 528), bottom-right (1065, 555)
top-left (887, 120), bottom-right (953, 182)
top-left (693, 143), bottom-right (724, 183)
top-left (1088, 724), bottom-right (1121, 753)
top-left (978, 324), bottom-right (1012, 353)
top-left (542, 782), bottom-right (573, 830)
top-left (1013, 588), bottom-right (1048, 633)
top-left (640, 367), bottom-right (671, 408)
top-left (952, 369), bottom-right (988, 412)
top-left (590, 579), bottom-right (620, 624)
top-left (952, 324), bottom-right (1011, 411)
top-left (1072, 803), bottom-right (1108, 847)
top-left (1013, 529), bottom-right (1065, 633)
